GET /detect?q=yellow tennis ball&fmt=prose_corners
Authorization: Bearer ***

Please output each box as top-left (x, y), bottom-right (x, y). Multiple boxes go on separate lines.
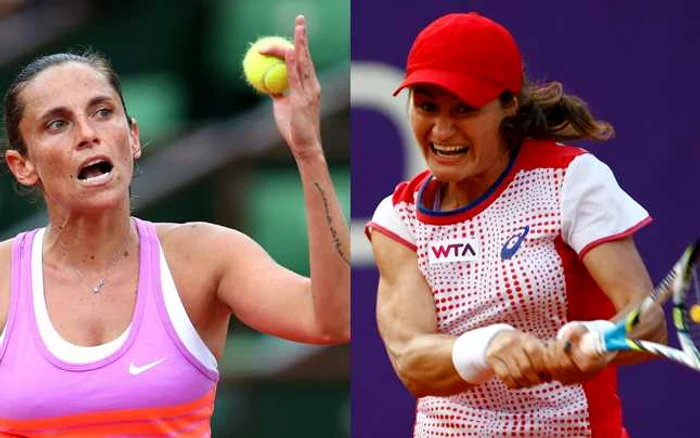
top-left (242, 36), bottom-right (293, 95)
top-left (690, 304), bottom-right (700, 323)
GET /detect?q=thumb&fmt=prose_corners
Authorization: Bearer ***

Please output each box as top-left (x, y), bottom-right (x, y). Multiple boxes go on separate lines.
top-left (258, 46), bottom-right (289, 60)
top-left (562, 324), bottom-right (588, 354)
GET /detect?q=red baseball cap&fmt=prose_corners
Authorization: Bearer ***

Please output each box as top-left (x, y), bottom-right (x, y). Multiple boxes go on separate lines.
top-left (393, 13), bottom-right (523, 108)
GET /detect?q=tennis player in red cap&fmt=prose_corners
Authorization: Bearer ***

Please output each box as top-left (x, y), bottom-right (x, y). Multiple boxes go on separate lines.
top-left (365, 12), bottom-right (666, 437)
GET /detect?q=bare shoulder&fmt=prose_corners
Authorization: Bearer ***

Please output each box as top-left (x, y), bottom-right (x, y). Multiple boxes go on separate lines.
top-left (0, 237), bottom-right (15, 332)
top-left (155, 222), bottom-right (258, 253)
top-left (370, 231), bottom-right (418, 279)
top-left (0, 237), bottom-right (13, 268)
top-left (152, 222), bottom-right (273, 322)
top-left (154, 222), bottom-right (265, 276)
top-left (0, 238), bottom-right (14, 287)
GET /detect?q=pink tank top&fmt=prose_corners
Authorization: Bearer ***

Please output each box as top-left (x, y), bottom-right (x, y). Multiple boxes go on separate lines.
top-left (0, 218), bottom-right (219, 436)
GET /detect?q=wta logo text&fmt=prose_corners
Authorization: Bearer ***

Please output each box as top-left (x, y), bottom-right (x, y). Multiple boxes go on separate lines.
top-left (428, 239), bottom-right (480, 264)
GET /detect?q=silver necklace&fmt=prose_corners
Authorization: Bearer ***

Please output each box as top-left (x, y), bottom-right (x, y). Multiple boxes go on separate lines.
top-left (54, 225), bottom-right (133, 294)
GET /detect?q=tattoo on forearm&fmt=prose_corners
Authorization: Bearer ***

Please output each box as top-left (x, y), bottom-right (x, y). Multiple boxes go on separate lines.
top-left (313, 181), bottom-right (350, 266)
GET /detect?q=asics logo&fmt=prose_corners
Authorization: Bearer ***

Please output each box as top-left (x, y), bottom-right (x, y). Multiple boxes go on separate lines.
top-left (129, 358), bottom-right (166, 375)
top-left (501, 226), bottom-right (530, 260)
top-left (428, 238), bottom-right (480, 264)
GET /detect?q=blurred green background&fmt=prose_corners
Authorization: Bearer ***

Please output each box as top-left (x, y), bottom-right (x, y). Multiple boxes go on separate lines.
top-left (0, 0), bottom-right (349, 436)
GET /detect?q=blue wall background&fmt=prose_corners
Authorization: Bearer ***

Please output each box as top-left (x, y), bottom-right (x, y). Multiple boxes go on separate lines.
top-left (351, 1), bottom-right (700, 437)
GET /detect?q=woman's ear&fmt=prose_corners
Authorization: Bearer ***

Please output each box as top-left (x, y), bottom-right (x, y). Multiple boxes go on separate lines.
top-left (128, 117), bottom-right (142, 159)
top-left (504, 95), bottom-right (519, 117)
top-left (5, 149), bottom-right (39, 187)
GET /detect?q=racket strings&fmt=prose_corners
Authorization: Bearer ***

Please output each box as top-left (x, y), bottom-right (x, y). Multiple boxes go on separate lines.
top-left (652, 266), bottom-right (680, 302)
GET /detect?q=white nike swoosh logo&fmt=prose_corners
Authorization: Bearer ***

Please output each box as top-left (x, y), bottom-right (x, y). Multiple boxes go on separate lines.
top-left (129, 358), bottom-right (167, 375)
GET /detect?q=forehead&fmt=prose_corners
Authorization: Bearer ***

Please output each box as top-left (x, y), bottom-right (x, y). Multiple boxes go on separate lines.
top-left (20, 62), bottom-right (117, 116)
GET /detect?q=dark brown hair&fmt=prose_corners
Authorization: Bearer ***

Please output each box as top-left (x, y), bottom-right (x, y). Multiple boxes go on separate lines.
top-left (499, 76), bottom-right (614, 149)
top-left (2, 50), bottom-right (131, 157)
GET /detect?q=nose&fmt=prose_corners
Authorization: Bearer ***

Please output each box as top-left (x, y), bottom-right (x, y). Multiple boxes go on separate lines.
top-left (74, 116), bottom-right (99, 149)
top-left (431, 115), bottom-right (456, 140)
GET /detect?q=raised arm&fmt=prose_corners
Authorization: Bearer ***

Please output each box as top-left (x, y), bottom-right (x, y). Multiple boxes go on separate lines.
top-left (179, 16), bottom-right (349, 346)
top-left (262, 14), bottom-right (349, 343)
top-left (164, 221), bottom-right (348, 346)
top-left (218, 226), bottom-right (348, 345)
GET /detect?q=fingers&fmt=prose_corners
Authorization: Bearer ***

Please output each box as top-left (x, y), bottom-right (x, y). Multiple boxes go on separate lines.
top-left (284, 43), bottom-right (301, 93)
top-left (553, 326), bottom-right (589, 383)
top-left (485, 324), bottom-right (614, 390)
top-left (490, 357), bottom-right (519, 389)
top-left (563, 326), bottom-right (601, 371)
top-left (518, 338), bottom-right (551, 385)
top-left (264, 14), bottom-right (318, 100)
top-left (297, 15), bottom-right (316, 76)
top-left (293, 15), bottom-right (320, 92)
top-left (293, 16), bottom-right (306, 81)
top-left (257, 46), bottom-right (288, 59)
top-left (486, 331), bottom-right (551, 389)
top-left (556, 321), bottom-right (584, 341)
top-left (544, 340), bottom-right (583, 385)
top-left (547, 325), bottom-right (611, 385)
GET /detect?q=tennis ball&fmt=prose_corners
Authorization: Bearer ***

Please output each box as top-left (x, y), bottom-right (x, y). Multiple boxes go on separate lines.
top-left (242, 36), bottom-right (293, 95)
top-left (690, 304), bottom-right (700, 323)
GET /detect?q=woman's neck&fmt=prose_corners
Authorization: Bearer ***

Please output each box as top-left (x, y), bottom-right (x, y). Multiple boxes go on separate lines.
top-left (439, 147), bottom-right (513, 211)
top-left (42, 204), bottom-right (136, 271)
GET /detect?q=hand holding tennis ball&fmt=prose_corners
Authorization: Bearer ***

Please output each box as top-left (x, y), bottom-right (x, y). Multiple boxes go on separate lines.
top-left (243, 36), bottom-right (294, 95)
top-left (247, 15), bottom-right (322, 158)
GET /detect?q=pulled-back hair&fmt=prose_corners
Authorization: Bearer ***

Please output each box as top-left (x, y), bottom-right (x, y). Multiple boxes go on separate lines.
top-left (2, 50), bottom-right (131, 157)
top-left (499, 76), bottom-right (614, 149)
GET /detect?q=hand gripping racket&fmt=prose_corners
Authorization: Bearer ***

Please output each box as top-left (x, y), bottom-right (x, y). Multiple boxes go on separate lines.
top-left (580, 240), bottom-right (700, 370)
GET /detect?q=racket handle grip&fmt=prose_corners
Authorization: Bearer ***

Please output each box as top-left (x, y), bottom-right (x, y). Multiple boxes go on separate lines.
top-left (580, 330), bottom-right (605, 356)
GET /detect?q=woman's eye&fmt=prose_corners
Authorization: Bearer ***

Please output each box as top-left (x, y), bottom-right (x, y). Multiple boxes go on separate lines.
top-left (418, 102), bottom-right (437, 112)
top-left (455, 104), bottom-right (476, 114)
top-left (96, 108), bottom-right (112, 118)
top-left (47, 120), bottom-right (67, 130)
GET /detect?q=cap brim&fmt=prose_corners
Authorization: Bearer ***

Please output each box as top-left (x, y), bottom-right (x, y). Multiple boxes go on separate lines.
top-left (392, 69), bottom-right (502, 108)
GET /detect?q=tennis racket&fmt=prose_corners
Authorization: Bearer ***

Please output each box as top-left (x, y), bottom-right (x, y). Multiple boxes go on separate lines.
top-left (580, 239), bottom-right (700, 371)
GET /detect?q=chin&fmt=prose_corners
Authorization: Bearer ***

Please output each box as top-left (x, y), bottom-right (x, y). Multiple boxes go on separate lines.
top-left (75, 189), bottom-right (130, 214)
top-left (426, 164), bottom-right (474, 184)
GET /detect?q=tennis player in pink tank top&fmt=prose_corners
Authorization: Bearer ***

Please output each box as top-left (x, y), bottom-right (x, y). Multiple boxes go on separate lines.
top-left (0, 14), bottom-right (349, 437)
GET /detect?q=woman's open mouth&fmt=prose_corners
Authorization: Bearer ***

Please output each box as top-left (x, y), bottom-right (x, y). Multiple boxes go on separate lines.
top-left (77, 158), bottom-right (114, 185)
top-left (431, 143), bottom-right (470, 157)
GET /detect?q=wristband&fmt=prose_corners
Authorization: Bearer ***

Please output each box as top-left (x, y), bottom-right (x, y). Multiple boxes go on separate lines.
top-left (451, 323), bottom-right (515, 384)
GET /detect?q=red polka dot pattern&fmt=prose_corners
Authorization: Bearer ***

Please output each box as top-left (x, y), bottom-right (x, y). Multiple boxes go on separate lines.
top-left (399, 168), bottom-right (594, 437)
